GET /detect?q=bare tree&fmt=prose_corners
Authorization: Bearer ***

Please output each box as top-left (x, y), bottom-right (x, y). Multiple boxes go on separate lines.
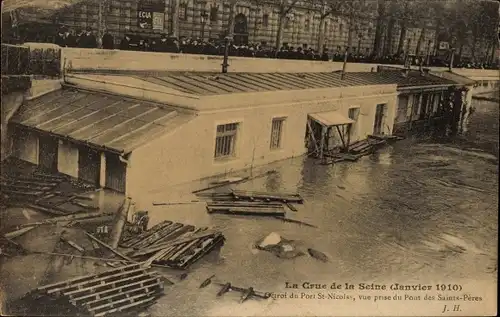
top-left (275, 0), bottom-right (301, 49)
top-left (312, 0), bottom-right (344, 54)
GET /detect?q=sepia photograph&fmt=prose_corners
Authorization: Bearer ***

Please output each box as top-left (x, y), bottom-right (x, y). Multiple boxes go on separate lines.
top-left (0, 0), bottom-right (498, 316)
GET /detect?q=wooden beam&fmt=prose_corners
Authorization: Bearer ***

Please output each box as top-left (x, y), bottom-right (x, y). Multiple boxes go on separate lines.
top-left (85, 232), bottom-right (135, 262)
top-left (306, 119), bottom-right (320, 155)
top-left (335, 125), bottom-right (346, 149)
top-left (346, 124), bottom-right (351, 152)
top-left (319, 125), bottom-right (326, 159)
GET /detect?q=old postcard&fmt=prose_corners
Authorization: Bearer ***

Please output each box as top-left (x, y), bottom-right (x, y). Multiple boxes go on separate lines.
top-left (0, 0), bottom-right (498, 316)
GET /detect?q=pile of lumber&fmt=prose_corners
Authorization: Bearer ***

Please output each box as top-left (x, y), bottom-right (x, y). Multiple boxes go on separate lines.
top-left (197, 189), bottom-right (304, 214)
top-left (120, 220), bottom-right (225, 270)
top-left (30, 263), bottom-right (164, 317)
top-left (206, 201), bottom-right (286, 216)
top-left (1, 172), bottom-right (97, 216)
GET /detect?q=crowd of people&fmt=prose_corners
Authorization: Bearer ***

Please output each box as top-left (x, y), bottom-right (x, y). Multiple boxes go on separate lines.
top-left (52, 28), bottom-right (498, 70)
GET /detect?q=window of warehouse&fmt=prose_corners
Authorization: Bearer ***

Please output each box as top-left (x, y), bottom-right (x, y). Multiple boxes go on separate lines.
top-left (270, 117), bottom-right (286, 150)
top-left (214, 123), bottom-right (239, 159)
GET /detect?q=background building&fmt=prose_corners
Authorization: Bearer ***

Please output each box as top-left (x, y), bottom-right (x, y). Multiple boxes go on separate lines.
top-left (1, 0), bottom-right (498, 62)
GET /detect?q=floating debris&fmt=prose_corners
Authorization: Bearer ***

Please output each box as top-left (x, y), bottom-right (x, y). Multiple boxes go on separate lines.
top-left (119, 220), bottom-right (225, 270)
top-left (307, 248), bottom-right (329, 262)
top-left (30, 263), bottom-right (165, 317)
top-left (1, 171), bottom-right (97, 216)
top-left (255, 233), bottom-right (305, 259)
top-left (231, 190), bottom-right (304, 204)
top-left (206, 201), bottom-right (286, 216)
top-left (199, 275), bottom-right (216, 288)
top-left (214, 282), bottom-right (271, 302)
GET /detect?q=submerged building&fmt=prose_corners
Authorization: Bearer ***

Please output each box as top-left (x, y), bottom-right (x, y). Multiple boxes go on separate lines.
top-left (6, 64), bottom-right (471, 199)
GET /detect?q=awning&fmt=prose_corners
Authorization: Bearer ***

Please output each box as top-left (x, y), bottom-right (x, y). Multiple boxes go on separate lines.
top-left (309, 111), bottom-right (354, 127)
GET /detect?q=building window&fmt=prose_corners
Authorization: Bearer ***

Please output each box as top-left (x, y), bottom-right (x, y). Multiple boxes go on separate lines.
top-left (285, 17), bottom-right (290, 29)
top-left (348, 108), bottom-right (359, 121)
top-left (210, 6), bottom-right (218, 22)
top-left (339, 24), bottom-right (343, 33)
top-left (305, 19), bottom-right (310, 31)
top-left (214, 123), bottom-right (238, 158)
top-left (179, 4), bottom-right (187, 21)
top-left (262, 14), bottom-right (269, 27)
top-left (270, 117), bottom-right (285, 150)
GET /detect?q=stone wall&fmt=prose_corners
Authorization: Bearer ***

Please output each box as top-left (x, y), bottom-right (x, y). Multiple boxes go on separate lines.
top-left (62, 47), bottom-right (499, 79)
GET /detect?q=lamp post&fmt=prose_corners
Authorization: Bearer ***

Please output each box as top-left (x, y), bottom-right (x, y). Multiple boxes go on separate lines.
top-left (200, 10), bottom-right (208, 41)
top-left (357, 33), bottom-right (363, 54)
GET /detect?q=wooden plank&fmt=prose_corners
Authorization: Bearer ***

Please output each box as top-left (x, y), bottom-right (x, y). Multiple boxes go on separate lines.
top-left (176, 235), bottom-right (225, 269)
top-left (1, 182), bottom-right (51, 192)
top-left (129, 223), bottom-right (185, 249)
top-left (4, 226), bottom-right (37, 239)
top-left (206, 208), bottom-right (285, 217)
top-left (207, 206), bottom-right (285, 212)
top-left (192, 177), bottom-right (250, 194)
top-left (120, 220), bottom-right (173, 247)
top-left (85, 232), bottom-right (135, 262)
top-left (89, 291), bottom-right (157, 313)
top-left (231, 190), bottom-right (303, 202)
top-left (19, 210), bottom-right (115, 228)
top-left (273, 216), bottom-right (318, 228)
top-left (93, 296), bottom-right (156, 317)
top-left (285, 203), bottom-right (298, 212)
top-left (70, 277), bottom-right (161, 304)
top-left (63, 271), bottom-right (154, 298)
top-left (37, 262), bottom-right (142, 291)
top-left (60, 237), bottom-right (85, 253)
top-left (163, 228), bottom-right (208, 262)
top-left (82, 280), bottom-right (162, 307)
top-left (207, 201), bottom-right (284, 207)
top-left (130, 230), bottom-right (221, 258)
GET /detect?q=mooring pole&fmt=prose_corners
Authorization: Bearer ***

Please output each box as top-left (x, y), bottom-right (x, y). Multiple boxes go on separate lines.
top-left (341, 47), bottom-right (349, 80)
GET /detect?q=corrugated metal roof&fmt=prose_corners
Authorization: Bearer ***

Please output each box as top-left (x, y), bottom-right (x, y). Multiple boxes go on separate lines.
top-left (134, 70), bottom-right (457, 96)
top-left (11, 88), bottom-right (189, 154)
top-left (309, 111), bottom-right (355, 127)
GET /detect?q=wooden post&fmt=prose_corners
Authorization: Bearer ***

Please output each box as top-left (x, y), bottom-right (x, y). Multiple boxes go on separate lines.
top-left (306, 119), bottom-right (320, 156)
top-left (335, 125), bottom-right (346, 149)
top-left (319, 125), bottom-right (326, 159)
top-left (109, 198), bottom-right (130, 249)
top-left (346, 124), bottom-right (351, 152)
top-left (341, 47), bottom-right (349, 80)
top-left (449, 48), bottom-right (455, 72)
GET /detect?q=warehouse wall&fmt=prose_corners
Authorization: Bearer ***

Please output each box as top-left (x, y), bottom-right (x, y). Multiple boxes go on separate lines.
top-left (11, 127), bottom-right (39, 165)
top-left (57, 140), bottom-right (79, 178)
top-left (126, 84), bottom-right (398, 203)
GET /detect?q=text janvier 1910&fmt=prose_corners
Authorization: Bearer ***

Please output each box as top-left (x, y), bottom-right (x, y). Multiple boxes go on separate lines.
top-left (285, 282), bottom-right (466, 292)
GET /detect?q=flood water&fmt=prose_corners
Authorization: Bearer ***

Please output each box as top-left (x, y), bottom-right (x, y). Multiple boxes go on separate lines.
top-left (145, 95), bottom-right (498, 316)
top-left (3, 96), bottom-right (497, 316)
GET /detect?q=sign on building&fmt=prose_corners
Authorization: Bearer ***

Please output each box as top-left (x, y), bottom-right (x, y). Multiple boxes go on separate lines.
top-left (438, 41), bottom-right (449, 50)
top-left (137, 0), bottom-right (165, 30)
